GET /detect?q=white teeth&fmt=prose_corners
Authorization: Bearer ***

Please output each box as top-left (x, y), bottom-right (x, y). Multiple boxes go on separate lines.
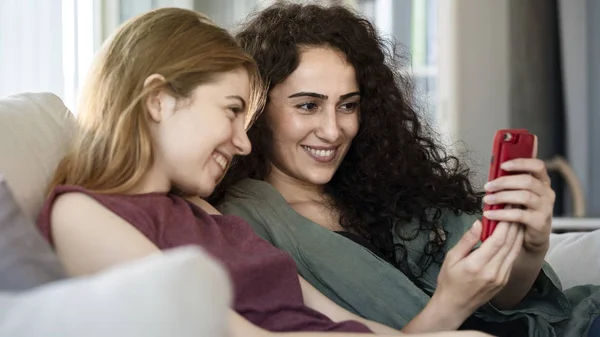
top-left (212, 153), bottom-right (227, 170)
top-left (302, 146), bottom-right (335, 158)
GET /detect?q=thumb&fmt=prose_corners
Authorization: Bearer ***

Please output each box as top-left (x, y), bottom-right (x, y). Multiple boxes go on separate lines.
top-left (446, 220), bottom-right (481, 264)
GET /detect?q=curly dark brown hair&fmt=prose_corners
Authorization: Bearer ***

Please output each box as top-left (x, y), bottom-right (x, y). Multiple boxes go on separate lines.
top-left (210, 2), bottom-right (483, 284)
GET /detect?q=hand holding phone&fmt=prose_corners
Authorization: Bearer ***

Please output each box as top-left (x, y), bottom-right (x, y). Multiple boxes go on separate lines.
top-left (480, 129), bottom-right (536, 242)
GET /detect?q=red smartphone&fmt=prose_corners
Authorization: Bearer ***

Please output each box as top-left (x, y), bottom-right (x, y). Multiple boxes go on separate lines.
top-left (480, 129), bottom-right (536, 242)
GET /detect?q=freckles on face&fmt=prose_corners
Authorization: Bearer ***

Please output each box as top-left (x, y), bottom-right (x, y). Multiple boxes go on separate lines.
top-left (265, 47), bottom-right (360, 185)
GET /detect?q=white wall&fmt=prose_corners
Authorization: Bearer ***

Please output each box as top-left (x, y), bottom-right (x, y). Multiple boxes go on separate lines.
top-left (441, 0), bottom-right (510, 187)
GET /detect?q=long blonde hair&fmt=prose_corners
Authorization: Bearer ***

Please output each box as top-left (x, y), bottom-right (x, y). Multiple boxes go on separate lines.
top-left (49, 8), bottom-right (263, 194)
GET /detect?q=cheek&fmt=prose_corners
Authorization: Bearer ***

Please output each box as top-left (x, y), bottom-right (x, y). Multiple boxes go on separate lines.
top-left (196, 108), bottom-right (234, 142)
top-left (157, 120), bottom-right (189, 155)
top-left (267, 121), bottom-right (304, 166)
top-left (342, 115), bottom-right (360, 140)
top-left (169, 113), bottom-right (227, 162)
top-left (268, 110), bottom-right (306, 145)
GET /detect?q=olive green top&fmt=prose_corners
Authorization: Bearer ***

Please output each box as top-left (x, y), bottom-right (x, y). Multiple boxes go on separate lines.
top-left (217, 178), bottom-right (600, 336)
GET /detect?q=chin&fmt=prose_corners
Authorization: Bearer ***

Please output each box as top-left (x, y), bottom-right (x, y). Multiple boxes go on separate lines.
top-left (196, 185), bottom-right (215, 198)
top-left (305, 173), bottom-right (336, 186)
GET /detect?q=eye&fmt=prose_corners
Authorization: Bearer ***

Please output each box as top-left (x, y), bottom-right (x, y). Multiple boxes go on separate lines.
top-left (339, 102), bottom-right (359, 113)
top-left (226, 106), bottom-right (243, 119)
top-left (296, 102), bottom-right (319, 112)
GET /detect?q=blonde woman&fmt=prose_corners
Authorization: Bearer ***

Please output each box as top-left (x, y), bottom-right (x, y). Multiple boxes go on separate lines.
top-left (36, 7), bottom-right (488, 337)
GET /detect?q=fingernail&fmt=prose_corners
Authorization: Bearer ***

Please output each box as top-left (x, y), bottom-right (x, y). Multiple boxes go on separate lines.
top-left (483, 195), bottom-right (493, 203)
top-left (501, 161), bottom-right (513, 170)
top-left (471, 220), bottom-right (481, 233)
top-left (484, 182), bottom-right (493, 191)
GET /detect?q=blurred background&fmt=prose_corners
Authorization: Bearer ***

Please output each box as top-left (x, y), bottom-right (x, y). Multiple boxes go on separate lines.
top-left (0, 0), bottom-right (597, 219)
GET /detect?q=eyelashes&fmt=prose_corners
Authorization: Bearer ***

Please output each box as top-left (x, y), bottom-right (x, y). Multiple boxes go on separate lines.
top-left (340, 102), bottom-right (359, 111)
top-left (295, 101), bottom-right (359, 113)
top-left (229, 106), bottom-right (243, 114)
top-left (225, 106), bottom-right (244, 120)
top-left (296, 102), bottom-right (318, 111)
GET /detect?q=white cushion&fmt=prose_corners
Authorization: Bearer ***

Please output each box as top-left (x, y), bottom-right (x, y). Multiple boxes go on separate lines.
top-left (548, 230), bottom-right (600, 288)
top-left (0, 93), bottom-right (76, 221)
top-left (0, 246), bottom-right (232, 337)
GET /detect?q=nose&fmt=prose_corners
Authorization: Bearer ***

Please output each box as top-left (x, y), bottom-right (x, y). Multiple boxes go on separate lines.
top-left (232, 123), bottom-right (252, 156)
top-left (315, 109), bottom-right (341, 142)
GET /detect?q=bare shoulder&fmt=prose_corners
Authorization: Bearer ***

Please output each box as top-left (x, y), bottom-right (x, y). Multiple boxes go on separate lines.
top-left (186, 196), bottom-right (222, 215)
top-left (50, 191), bottom-right (134, 235)
top-left (51, 191), bottom-right (113, 223)
top-left (50, 192), bottom-right (159, 276)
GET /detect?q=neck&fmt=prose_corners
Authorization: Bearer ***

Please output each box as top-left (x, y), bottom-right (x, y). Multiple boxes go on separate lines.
top-left (126, 164), bottom-right (171, 195)
top-left (265, 164), bottom-right (326, 204)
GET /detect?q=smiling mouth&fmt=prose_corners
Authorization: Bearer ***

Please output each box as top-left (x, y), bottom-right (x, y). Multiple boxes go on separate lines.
top-left (212, 152), bottom-right (228, 171)
top-left (301, 145), bottom-right (338, 163)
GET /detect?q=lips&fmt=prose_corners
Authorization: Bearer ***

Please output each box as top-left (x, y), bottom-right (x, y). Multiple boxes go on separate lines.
top-left (301, 145), bottom-right (338, 163)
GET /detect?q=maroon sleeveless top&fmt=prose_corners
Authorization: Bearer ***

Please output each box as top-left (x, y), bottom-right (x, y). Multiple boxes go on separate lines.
top-left (37, 185), bottom-right (371, 333)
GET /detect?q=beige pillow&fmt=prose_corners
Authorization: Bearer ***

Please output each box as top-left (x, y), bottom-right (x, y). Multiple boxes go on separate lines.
top-left (0, 93), bottom-right (76, 221)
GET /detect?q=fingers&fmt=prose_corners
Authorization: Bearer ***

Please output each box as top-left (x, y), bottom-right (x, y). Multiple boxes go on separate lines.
top-left (484, 221), bottom-right (520, 272)
top-left (484, 190), bottom-right (542, 210)
top-left (483, 207), bottom-right (549, 231)
top-left (498, 157), bottom-right (551, 185)
top-left (462, 221), bottom-right (510, 270)
top-left (485, 173), bottom-right (547, 197)
top-left (483, 169), bottom-right (555, 229)
top-left (459, 222), bottom-right (523, 295)
top-left (498, 224), bottom-right (525, 281)
top-left (446, 220), bottom-right (482, 265)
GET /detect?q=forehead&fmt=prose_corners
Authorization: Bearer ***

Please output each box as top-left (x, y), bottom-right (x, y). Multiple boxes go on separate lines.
top-left (206, 68), bottom-right (250, 95)
top-left (275, 47), bottom-right (358, 94)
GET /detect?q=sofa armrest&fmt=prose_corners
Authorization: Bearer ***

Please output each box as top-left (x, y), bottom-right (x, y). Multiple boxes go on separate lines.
top-left (551, 217), bottom-right (600, 232)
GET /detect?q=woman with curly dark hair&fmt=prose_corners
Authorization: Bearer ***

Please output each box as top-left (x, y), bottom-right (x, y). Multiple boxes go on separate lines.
top-left (211, 2), bottom-right (600, 336)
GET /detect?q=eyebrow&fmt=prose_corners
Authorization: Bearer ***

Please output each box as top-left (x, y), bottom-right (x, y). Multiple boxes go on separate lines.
top-left (226, 95), bottom-right (247, 110)
top-left (287, 91), bottom-right (360, 100)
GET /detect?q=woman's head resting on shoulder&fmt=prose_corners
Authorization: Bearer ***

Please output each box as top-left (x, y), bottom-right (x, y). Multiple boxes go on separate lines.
top-left (50, 8), bottom-right (264, 197)
top-left (212, 2), bottom-right (482, 281)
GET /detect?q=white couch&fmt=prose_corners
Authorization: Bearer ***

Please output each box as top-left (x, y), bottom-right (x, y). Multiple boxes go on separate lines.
top-left (0, 247), bottom-right (232, 337)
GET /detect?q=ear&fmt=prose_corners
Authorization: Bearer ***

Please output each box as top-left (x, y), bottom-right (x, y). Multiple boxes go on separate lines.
top-left (144, 74), bottom-right (176, 123)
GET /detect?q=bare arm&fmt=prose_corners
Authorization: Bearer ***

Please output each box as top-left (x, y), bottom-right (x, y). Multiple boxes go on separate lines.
top-left (50, 192), bottom-right (161, 276)
top-left (491, 248), bottom-right (545, 308)
top-left (186, 195), bottom-right (222, 214)
top-left (298, 277), bottom-right (491, 337)
top-left (298, 276), bottom-right (404, 335)
top-left (232, 309), bottom-right (488, 337)
top-left (231, 294), bottom-right (484, 337)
